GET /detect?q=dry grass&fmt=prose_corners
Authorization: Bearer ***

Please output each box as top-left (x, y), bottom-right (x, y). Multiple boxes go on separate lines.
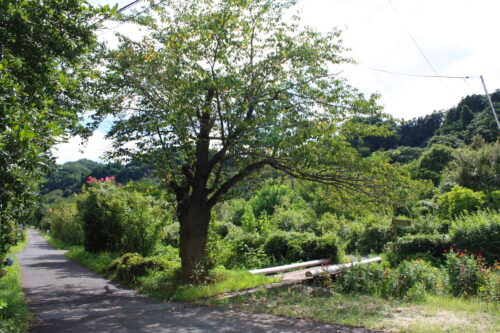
top-left (211, 287), bottom-right (499, 333)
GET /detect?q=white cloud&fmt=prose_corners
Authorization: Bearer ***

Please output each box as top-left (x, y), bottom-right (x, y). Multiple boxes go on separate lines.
top-left (298, 0), bottom-right (500, 119)
top-left (55, 0), bottom-right (499, 163)
top-left (52, 131), bottom-right (113, 164)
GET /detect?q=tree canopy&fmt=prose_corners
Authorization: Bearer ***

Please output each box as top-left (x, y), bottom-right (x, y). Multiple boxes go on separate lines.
top-left (89, 0), bottom-right (403, 280)
top-left (0, 0), bottom-right (108, 264)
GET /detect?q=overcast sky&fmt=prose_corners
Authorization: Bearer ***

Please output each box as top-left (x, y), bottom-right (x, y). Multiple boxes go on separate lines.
top-left (53, 0), bottom-right (500, 163)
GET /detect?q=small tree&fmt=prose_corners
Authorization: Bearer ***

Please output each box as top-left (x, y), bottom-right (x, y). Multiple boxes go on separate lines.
top-left (0, 0), bottom-right (110, 264)
top-left (443, 140), bottom-right (500, 194)
top-left (437, 185), bottom-right (485, 219)
top-left (91, 0), bottom-right (401, 281)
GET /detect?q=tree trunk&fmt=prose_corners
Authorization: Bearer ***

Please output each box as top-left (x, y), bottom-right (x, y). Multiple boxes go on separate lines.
top-left (178, 192), bottom-right (211, 282)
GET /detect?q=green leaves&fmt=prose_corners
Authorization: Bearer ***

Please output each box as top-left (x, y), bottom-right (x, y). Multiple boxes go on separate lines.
top-left (0, 0), bottom-right (105, 261)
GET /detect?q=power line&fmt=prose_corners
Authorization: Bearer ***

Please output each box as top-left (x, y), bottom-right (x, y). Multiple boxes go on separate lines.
top-left (361, 65), bottom-right (499, 130)
top-left (117, 0), bottom-right (143, 13)
top-left (95, 0), bottom-right (144, 26)
top-left (365, 67), bottom-right (479, 80)
top-left (387, 0), bottom-right (457, 99)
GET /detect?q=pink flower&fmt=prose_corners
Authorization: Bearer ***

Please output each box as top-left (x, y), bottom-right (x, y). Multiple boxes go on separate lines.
top-left (86, 175), bottom-right (116, 184)
top-left (86, 176), bottom-right (97, 184)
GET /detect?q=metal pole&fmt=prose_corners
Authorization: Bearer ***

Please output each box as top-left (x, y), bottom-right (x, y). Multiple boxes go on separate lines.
top-left (305, 257), bottom-right (382, 278)
top-left (249, 259), bottom-right (329, 275)
top-left (480, 75), bottom-right (500, 131)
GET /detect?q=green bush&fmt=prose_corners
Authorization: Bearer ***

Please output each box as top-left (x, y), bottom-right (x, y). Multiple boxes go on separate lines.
top-left (78, 181), bottom-right (166, 255)
top-left (356, 225), bottom-right (393, 254)
top-left (46, 202), bottom-right (83, 246)
top-left (263, 232), bottom-right (341, 263)
top-left (263, 232), bottom-right (303, 263)
top-left (269, 207), bottom-right (316, 233)
top-left (299, 234), bottom-right (342, 263)
top-left (163, 222), bottom-right (180, 247)
top-left (409, 215), bottom-right (450, 235)
top-left (450, 211), bottom-right (500, 265)
top-left (231, 232), bottom-right (266, 250)
top-left (335, 260), bottom-right (445, 300)
top-left (249, 184), bottom-right (305, 218)
top-left (444, 249), bottom-right (488, 297)
top-left (386, 234), bottom-right (452, 266)
top-left (108, 253), bottom-right (169, 285)
top-left (335, 262), bottom-right (389, 296)
top-left (488, 190), bottom-right (500, 209)
top-left (478, 270), bottom-right (500, 303)
top-left (437, 185), bottom-right (486, 219)
top-left (224, 232), bottom-right (269, 269)
top-left (391, 260), bottom-right (444, 300)
top-left (234, 203), bottom-right (256, 229)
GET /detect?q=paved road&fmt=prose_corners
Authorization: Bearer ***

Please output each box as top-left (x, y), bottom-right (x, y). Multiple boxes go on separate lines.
top-left (18, 229), bottom-right (384, 332)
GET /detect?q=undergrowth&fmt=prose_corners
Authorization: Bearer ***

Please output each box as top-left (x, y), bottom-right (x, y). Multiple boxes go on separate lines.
top-left (0, 234), bottom-right (30, 333)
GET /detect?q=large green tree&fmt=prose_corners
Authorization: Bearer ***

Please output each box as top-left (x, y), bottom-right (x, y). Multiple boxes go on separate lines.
top-left (92, 0), bottom-right (399, 280)
top-left (0, 0), bottom-right (109, 265)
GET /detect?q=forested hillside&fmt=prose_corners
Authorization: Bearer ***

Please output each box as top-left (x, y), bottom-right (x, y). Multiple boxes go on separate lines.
top-left (41, 159), bottom-right (155, 201)
top-left (42, 90), bottom-right (499, 204)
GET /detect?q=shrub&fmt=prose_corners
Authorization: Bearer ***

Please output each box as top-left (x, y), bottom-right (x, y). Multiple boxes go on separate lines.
top-left (249, 184), bottom-right (305, 218)
top-left (443, 141), bottom-right (500, 194)
top-left (163, 222), bottom-right (180, 247)
top-left (488, 190), bottom-right (500, 209)
top-left (386, 234), bottom-right (452, 266)
top-left (335, 260), bottom-right (445, 300)
top-left (234, 203), bottom-right (257, 230)
top-left (391, 260), bottom-right (444, 300)
top-left (437, 185), bottom-right (486, 219)
top-left (335, 262), bottom-right (389, 296)
top-left (78, 181), bottom-right (166, 255)
top-left (356, 225), bottom-right (393, 254)
top-left (46, 202), bottom-right (83, 246)
top-left (269, 207), bottom-right (316, 233)
top-left (298, 234), bottom-right (342, 263)
top-left (444, 249), bottom-right (488, 297)
top-left (108, 253), bottom-right (169, 285)
top-left (409, 215), bottom-right (450, 235)
top-left (224, 232), bottom-right (269, 269)
top-left (263, 232), bottom-right (303, 263)
top-left (478, 269), bottom-right (500, 303)
top-left (450, 211), bottom-right (500, 265)
top-left (263, 232), bottom-right (341, 264)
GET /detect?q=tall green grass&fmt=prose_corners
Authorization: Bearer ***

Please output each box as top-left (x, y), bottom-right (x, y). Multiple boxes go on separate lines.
top-left (173, 270), bottom-right (279, 301)
top-left (0, 235), bottom-right (30, 333)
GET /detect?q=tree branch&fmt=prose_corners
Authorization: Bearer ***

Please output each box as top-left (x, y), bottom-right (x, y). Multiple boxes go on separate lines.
top-left (207, 159), bottom-right (271, 208)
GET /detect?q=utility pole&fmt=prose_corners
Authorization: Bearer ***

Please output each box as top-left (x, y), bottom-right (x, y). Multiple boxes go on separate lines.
top-left (480, 75), bottom-right (500, 131)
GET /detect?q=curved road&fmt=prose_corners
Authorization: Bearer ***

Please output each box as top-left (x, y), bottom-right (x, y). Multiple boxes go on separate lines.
top-left (18, 229), bottom-right (383, 332)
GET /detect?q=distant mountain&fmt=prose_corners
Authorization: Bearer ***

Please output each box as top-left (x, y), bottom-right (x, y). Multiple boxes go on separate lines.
top-left (41, 159), bottom-right (155, 196)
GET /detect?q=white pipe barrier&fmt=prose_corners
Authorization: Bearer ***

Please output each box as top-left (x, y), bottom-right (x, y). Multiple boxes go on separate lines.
top-left (249, 259), bottom-right (329, 275)
top-left (305, 257), bottom-right (382, 278)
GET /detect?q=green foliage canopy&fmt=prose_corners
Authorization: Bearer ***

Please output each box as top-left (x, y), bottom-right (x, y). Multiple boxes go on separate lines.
top-left (90, 0), bottom-right (407, 280)
top-left (437, 185), bottom-right (486, 220)
top-left (0, 0), bottom-right (110, 263)
top-left (443, 140), bottom-right (500, 194)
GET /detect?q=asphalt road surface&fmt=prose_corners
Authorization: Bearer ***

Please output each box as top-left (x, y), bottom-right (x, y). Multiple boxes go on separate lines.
top-left (18, 229), bottom-right (384, 332)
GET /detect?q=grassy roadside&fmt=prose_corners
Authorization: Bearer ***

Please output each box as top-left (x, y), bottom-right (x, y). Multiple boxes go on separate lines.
top-left (211, 287), bottom-right (499, 333)
top-left (0, 233), bottom-right (30, 333)
top-left (43, 234), bottom-right (278, 302)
